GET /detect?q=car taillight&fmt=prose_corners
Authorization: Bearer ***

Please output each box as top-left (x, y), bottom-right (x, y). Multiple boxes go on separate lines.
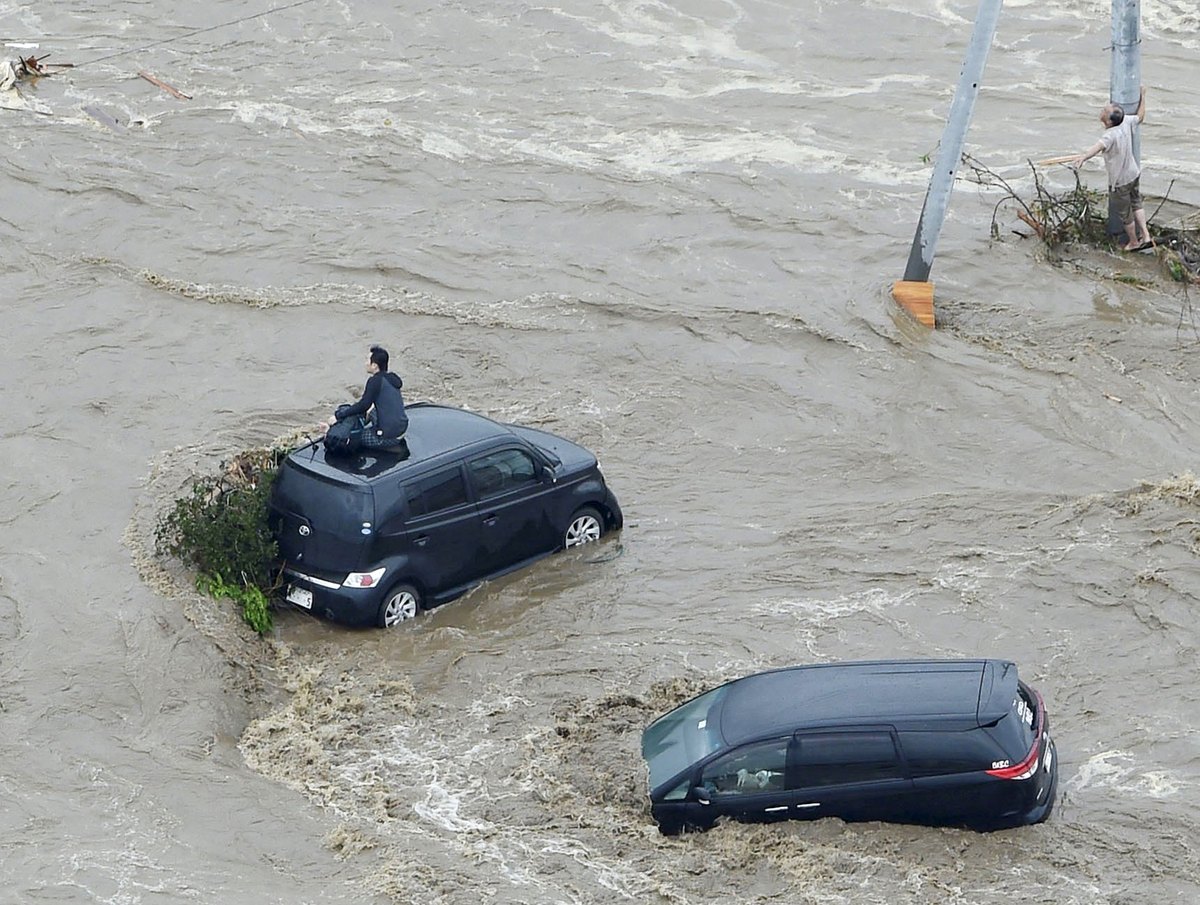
top-left (987, 687), bottom-right (1045, 780)
top-left (342, 568), bottom-right (386, 589)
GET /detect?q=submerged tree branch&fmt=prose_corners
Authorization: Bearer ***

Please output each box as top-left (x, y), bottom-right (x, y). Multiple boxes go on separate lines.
top-left (963, 154), bottom-right (1200, 284)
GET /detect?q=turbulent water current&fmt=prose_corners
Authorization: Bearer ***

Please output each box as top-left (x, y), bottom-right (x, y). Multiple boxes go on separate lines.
top-left (3, 1), bottom-right (1200, 903)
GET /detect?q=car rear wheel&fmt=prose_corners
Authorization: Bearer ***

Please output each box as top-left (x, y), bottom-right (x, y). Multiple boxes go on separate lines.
top-left (377, 583), bottom-right (421, 628)
top-left (563, 506), bottom-right (604, 548)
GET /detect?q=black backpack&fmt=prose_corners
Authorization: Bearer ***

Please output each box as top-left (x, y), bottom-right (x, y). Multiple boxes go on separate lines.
top-left (324, 418), bottom-right (363, 455)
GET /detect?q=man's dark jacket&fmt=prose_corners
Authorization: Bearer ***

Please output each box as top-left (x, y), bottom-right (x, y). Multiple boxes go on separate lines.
top-left (338, 371), bottom-right (408, 437)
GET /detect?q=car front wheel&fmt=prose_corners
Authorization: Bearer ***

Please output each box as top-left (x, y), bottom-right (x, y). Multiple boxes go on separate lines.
top-left (377, 583), bottom-right (421, 628)
top-left (563, 506), bottom-right (604, 548)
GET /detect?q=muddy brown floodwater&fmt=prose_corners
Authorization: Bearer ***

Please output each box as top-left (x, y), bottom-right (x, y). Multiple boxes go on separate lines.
top-left (3, 0), bottom-right (1200, 902)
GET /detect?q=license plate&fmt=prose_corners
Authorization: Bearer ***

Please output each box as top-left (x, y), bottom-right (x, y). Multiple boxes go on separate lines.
top-left (1043, 739), bottom-right (1053, 773)
top-left (286, 585), bottom-right (313, 609)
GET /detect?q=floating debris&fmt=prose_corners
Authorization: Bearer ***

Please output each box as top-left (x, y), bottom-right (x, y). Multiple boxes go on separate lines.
top-left (2, 55), bottom-right (43, 87)
top-left (138, 70), bottom-right (191, 100)
top-left (965, 153), bottom-right (1200, 285)
top-left (82, 104), bottom-right (125, 132)
top-left (1, 57), bottom-right (51, 114)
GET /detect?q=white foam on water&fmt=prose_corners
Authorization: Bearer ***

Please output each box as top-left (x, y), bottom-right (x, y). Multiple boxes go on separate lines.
top-left (557, 0), bottom-right (772, 69)
top-left (535, 836), bottom-right (661, 900)
top-left (760, 586), bottom-right (919, 620)
top-left (465, 692), bottom-right (534, 721)
top-left (1145, 0), bottom-right (1200, 41)
top-left (419, 130), bottom-right (475, 162)
top-left (412, 778), bottom-right (491, 834)
top-left (332, 724), bottom-right (557, 890)
top-left (1067, 749), bottom-right (1187, 799)
top-left (52, 762), bottom-right (196, 905)
top-left (819, 73), bottom-right (930, 100)
top-left (866, 0), bottom-right (965, 25)
top-left (226, 100), bottom-right (331, 135)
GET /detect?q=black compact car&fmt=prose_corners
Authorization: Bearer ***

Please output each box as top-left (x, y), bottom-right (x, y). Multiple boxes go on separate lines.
top-left (641, 659), bottom-right (1057, 835)
top-left (269, 403), bottom-right (622, 627)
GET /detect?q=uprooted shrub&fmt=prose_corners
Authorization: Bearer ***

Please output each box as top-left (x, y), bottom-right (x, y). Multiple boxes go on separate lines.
top-left (963, 153), bottom-right (1200, 282)
top-left (155, 446), bottom-right (292, 634)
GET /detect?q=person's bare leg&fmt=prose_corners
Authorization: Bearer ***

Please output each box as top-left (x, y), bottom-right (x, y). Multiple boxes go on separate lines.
top-left (1133, 208), bottom-right (1151, 245)
top-left (1124, 220), bottom-right (1139, 249)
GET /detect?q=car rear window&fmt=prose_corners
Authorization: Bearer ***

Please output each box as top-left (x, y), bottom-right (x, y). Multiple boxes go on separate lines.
top-left (984, 683), bottom-right (1039, 761)
top-left (275, 463), bottom-right (373, 534)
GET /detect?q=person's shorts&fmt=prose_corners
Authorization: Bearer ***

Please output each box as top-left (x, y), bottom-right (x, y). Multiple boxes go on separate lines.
top-left (1111, 177), bottom-right (1143, 223)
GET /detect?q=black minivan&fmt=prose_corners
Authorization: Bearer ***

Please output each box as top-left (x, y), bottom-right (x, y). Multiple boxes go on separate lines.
top-left (641, 659), bottom-right (1056, 834)
top-left (269, 403), bottom-right (622, 627)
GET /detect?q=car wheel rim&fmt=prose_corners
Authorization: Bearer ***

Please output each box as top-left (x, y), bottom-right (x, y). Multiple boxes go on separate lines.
top-left (565, 514), bottom-right (601, 547)
top-left (383, 591), bottom-right (418, 626)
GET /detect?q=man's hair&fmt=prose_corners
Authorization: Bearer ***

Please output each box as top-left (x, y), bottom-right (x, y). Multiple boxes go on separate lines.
top-left (1105, 105), bottom-right (1125, 127)
top-left (369, 345), bottom-right (389, 371)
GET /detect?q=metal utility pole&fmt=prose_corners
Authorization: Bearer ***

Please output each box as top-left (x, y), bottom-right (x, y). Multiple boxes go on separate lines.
top-left (893, 0), bottom-right (1004, 328)
top-left (1108, 0), bottom-right (1141, 236)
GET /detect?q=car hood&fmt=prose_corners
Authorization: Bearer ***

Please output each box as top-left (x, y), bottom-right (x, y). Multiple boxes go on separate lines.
top-left (507, 425), bottom-right (598, 474)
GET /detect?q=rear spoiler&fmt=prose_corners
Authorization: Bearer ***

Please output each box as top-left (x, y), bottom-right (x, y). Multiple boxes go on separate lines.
top-left (976, 659), bottom-right (1019, 724)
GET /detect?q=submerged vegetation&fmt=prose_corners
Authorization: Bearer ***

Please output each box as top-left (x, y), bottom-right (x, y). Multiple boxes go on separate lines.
top-left (964, 154), bottom-right (1200, 284)
top-left (155, 445), bottom-right (295, 634)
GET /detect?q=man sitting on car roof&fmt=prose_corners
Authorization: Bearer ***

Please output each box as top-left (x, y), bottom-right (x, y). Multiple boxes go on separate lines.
top-left (327, 344), bottom-right (408, 449)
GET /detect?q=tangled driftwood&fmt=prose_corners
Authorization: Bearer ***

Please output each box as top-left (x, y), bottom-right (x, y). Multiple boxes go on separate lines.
top-left (963, 154), bottom-right (1200, 285)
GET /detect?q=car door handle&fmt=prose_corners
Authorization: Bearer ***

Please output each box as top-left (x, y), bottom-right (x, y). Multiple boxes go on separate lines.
top-left (413, 535), bottom-right (429, 547)
top-left (482, 515), bottom-right (498, 526)
top-left (795, 802), bottom-right (821, 809)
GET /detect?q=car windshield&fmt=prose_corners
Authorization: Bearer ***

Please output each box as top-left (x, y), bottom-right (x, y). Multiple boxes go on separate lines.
top-left (641, 685), bottom-right (729, 791)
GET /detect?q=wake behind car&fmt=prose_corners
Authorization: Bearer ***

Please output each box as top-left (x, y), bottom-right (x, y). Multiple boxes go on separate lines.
top-left (642, 659), bottom-right (1057, 835)
top-left (269, 403), bottom-right (622, 627)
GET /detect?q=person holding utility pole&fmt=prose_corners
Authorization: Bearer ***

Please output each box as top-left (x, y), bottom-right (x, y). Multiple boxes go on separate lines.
top-left (1070, 85), bottom-right (1151, 251)
top-left (326, 344), bottom-right (409, 450)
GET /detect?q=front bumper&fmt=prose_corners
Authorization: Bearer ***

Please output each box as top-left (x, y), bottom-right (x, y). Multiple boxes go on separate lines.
top-left (603, 486), bottom-right (624, 531)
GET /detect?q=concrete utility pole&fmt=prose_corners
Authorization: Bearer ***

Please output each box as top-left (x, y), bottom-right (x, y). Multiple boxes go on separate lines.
top-left (892, 0), bottom-right (1004, 328)
top-left (1108, 0), bottom-right (1141, 236)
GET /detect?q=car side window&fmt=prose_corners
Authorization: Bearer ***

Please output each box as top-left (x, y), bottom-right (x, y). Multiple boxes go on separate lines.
top-left (699, 739), bottom-right (788, 796)
top-left (404, 466), bottom-right (469, 518)
top-left (469, 449), bottom-right (538, 500)
top-left (789, 731), bottom-right (903, 788)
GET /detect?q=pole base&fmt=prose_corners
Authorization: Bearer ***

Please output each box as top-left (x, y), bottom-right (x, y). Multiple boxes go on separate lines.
top-left (891, 280), bottom-right (935, 328)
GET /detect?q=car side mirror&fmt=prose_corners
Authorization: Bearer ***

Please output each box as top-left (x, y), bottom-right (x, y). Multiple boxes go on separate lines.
top-left (540, 465), bottom-right (557, 483)
top-left (691, 786), bottom-right (711, 806)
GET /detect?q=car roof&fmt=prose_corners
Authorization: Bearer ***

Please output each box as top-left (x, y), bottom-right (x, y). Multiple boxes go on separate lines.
top-left (285, 403), bottom-right (519, 483)
top-left (718, 659), bottom-right (1014, 744)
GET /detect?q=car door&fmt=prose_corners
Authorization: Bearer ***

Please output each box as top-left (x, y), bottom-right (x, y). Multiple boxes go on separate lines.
top-left (784, 728), bottom-right (914, 823)
top-left (688, 737), bottom-right (794, 826)
top-left (467, 447), bottom-right (557, 573)
top-left (398, 464), bottom-right (482, 594)
top-left (900, 726), bottom-right (1027, 826)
